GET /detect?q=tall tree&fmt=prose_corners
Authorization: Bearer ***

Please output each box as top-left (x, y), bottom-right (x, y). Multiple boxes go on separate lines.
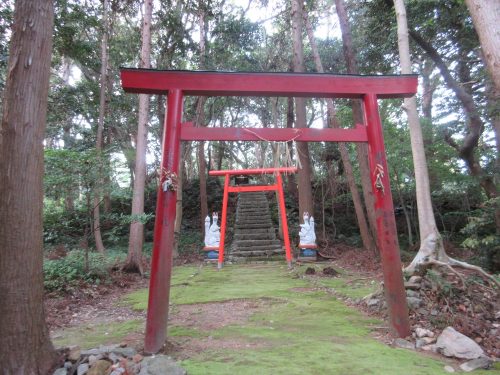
top-left (197, 6), bottom-right (209, 230)
top-left (393, 0), bottom-right (445, 272)
top-left (291, 0), bottom-right (314, 216)
top-left (464, 0), bottom-right (500, 94)
top-left (0, 0), bottom-right (56, 372)
top-left (333, 0), bottom-right (379, 248)
top-left (125, 0), bottom-right (153, 274)
top-left (304, 12), bottom-right (376, 253)
top-left (93, 0), bottom-right (109, 253)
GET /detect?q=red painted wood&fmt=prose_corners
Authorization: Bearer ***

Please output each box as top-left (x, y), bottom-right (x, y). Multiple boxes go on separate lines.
top-left (209, 167), bottom-right (297, 176)
top-left (121, 69), bottom-right (418, 99)
top-left (180, 123), bottom-right (368, 142)
top-left (218, 174), bottom-right (230, 268)
top-left (276, 173), bottom-right (292, 265)
top-left (364, 93), bottom-right (410, 338)
top-left (228, 185), bottom-right (278, 193)
top-left (145, 90), bottom-right (183, 353)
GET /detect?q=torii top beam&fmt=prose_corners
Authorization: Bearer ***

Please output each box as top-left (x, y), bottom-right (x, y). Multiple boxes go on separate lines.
top-left (120, 68), bottom-right (417, 99)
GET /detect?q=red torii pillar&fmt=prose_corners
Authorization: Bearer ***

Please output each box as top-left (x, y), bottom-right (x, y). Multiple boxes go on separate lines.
top-left (120, 69), bottom-right (416, 353)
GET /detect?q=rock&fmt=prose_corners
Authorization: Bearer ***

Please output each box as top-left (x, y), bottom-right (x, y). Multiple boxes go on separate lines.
top-left (443, 365), bottom-right (455, 373)
top-left (139, 355), bottom-right (187, 375)
top-left (416, 337), bottom-right (436, 348)
top-left (77, 363), bottom-right (89, 375)
top-left (421, 344), bottom-right (438, 352)
top-left (68, 346), bottom-right (81, 362)
top-left (436, 327), bottom-right (485, 359)
top-left (366, 298), bottom-right (380, 307)
top-left (88, 360), bottom-right (112, 375)
top-left (407, 297), bottom-right (423, 310)
top-left (53, 369), bottom-right (68, 375)
top-left (64, 362), bottom-right (72, 369)
top-left (459, 357), bottom-right (493, 372)
top-left (111, 347), bottom-right (136, 358)
top-left (406, 290), bottom-right (419, 297)
top-left (133, 354), bottom-right (144, 363)
top-left (408, 275), bottom-right (422, 283)
top-left (88, 355), bottom-right (98, 366)
top-left (81, 349), bottom-right (101, 356)
top-left (415, 327), bottom-right (434, 338)
top-left (405, 282), bottom-right (421, 290)
top-left (394, 338), bottom-right (415, 350)
top-left (108, 352), bottom-right (121, 363)
top-left (304, 267), bottom-right (316, 275)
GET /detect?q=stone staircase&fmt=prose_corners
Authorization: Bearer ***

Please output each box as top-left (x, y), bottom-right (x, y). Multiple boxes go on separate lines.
top-left (229, 191), bottom-right (285, 260)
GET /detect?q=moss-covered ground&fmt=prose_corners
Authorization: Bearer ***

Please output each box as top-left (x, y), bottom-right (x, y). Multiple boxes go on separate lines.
top-left (53, 263), bottom-right (500, 374)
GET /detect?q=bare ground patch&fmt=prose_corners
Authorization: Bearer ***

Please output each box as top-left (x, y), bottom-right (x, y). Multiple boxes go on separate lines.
top-left (169, 298), bottom-right (281, 331)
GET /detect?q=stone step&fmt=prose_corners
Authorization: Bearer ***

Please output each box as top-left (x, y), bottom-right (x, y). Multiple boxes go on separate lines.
top-left (234, 233), bottom-right (277, 241)
top-left (235, 239), bottom-right (282, 247)
top-left (236, 223), bottom-right (274, 228)
top-left (235, 223), bottom-right (275, 229)
top-left (236, 208), bottom-right (269, 216)
top-left (236, 217), bottom-right (273, 222)
top-left (234, 228), bottom-right (275, 235)
top-left (233, 242), bottom-right (282, 251)
top-left (230, 249), bottom-right (285, 257)
top-left (236, 204), bottom-right (269, 211)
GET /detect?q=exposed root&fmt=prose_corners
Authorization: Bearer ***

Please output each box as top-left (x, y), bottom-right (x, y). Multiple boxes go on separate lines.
top-left (427, 259), bottom-right (466, 288)
top-left (448, 257), bottom-right (499, 288)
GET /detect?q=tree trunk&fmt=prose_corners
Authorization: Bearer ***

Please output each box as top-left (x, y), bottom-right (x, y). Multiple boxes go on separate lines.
top-left (334, 0), bottom-right (379, 248)
top-left (304, 11), bottom-right (376, 253)
top-left (197, 8), bottom-right (209, 231)
top-left (173, 143), bottom-right (185, 259)
top-left (125, 0), bottom-right (153, 274)
top-left (465, 0), bottom-right (500, 94)
top-left (409, 28), bottom-right (500, 232)
top-left (0, 1), bottom-right (57, 372)
top-left (291, 0), bottom-right (314, 216)
top-left (286, 97), bottom-right (299, 198)
top-left (394, 0), bottom-right (447, 272)
top-left (93, 0), bottom-right (109, 253)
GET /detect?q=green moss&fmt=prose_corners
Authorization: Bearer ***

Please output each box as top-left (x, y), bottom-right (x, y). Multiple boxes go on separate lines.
top-left (52, 319), bottom-right (143, 349)
top-left (64, 264), bottom-right (498, 375)
top-left (169, 326), bottom-right (206, 338)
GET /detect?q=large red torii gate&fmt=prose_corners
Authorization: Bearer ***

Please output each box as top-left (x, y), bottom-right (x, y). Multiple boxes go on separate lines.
top-left (120, 68), bottom-right (417, 354)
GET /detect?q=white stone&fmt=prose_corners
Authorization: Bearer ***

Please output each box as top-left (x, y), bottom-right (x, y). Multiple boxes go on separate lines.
top-left (443, 365), bottom-right (455, 373)
top-left (436, 327), bottom-right (484, 359)
top-left (299, 212), bottom-right (316, 246)
top-left (415, 327), bottom-right (434, 338)
top-left (204, 213), bottom-right (220, 247)
top-left (393, 338), bottom-right (415, 350)
top-left (459, 357), bottom-right (492, 372)
top-left (77, 363), bottom-right (89, 375)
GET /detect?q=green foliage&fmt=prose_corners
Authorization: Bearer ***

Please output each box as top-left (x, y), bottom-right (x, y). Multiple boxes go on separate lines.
top-left (461, 198), bottom-right (500, 272)
top-left (43, 250), bottom-right (114, 293)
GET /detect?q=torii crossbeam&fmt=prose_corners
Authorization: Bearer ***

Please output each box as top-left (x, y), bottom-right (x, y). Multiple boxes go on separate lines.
top-left (120, 68), bottom-right (417, 354)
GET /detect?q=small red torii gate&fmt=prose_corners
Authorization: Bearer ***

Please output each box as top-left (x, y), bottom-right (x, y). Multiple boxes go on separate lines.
top-left (120, 68), bottom-right (417, 354)
top-left (208, 167), bottom-right (298, 268)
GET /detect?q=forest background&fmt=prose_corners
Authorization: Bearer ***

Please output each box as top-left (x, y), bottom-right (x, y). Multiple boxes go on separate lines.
top-left (0, 0), bottom-right (498, 284)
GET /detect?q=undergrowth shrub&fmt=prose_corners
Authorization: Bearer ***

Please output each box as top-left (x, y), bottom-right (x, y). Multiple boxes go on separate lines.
top-left (44, 250), bottom-right (114, 293)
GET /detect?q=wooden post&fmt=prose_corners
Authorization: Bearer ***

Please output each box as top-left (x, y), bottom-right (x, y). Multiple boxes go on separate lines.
top-left (218, 174), bottom-right (230, 269)
top-left (144, 89), bottom-right (183, 353)
top-left (276, 172), bottom-right (293, 267)
top-left (364, 93), bottom-right (411, 338)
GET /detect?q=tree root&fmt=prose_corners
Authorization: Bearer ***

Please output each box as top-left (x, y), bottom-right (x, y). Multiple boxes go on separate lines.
top-left (447, 257), bottom-right (499, 288)
top-left (416, 258), bottom-right (498, 289)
